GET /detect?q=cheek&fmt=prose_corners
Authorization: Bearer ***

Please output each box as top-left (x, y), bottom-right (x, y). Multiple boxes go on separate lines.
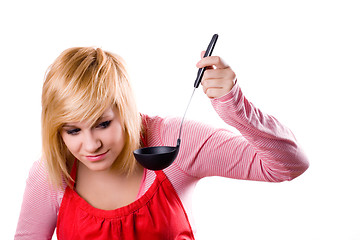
top-left (61, 133), bottom-right (80, 155)
top-left (108, 126), bottom-right (125, 149)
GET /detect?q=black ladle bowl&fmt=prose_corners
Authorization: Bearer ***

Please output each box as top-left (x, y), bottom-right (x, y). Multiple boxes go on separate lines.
top-left (133, 34), bottom-right (218, 170)
top-left (133, 139), bottom-right (181, 170)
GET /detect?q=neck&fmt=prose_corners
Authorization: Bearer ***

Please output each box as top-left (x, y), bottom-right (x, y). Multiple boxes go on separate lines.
top-left (77, 161), bottom-right (143, 181)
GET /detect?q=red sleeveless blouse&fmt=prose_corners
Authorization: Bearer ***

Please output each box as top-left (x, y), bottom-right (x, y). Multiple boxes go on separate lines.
top-left (56, 161), bottom-right (195, 239)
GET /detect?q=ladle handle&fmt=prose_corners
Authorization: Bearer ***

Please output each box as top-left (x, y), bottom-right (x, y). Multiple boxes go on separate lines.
top-left (194, 34), bottom-right (219, 88)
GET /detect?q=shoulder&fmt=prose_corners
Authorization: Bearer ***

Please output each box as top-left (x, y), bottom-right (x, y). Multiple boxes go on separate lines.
top-left (141, 113), bottom-right (215, 134)
top-left (141, 113), bottom-right (178, 130)
top-left (27, 159), bottom-right (49, 185)
top-left (141, 113), bottom-right (179, 146)
top-left (26, 159), bottom-right (66, 204)
top-left (141, 113), bottom-right (166, 131)
top-left (141, 113), bottom-right (219, 144)
top-left (16, 160), bottom-right (62, 237)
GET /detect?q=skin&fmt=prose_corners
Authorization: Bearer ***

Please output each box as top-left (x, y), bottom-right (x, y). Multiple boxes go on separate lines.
top-left (61, 107), bottom-right (125, 173)
top-left (59, 53), bottom-right (237, 210)
top-left (197, 51), bottom-right (236, 99)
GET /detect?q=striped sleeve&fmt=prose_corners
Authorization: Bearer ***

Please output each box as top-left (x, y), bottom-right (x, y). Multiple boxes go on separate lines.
top-left (159, 83), bottom-right (309, 182)
top-left (15, 160), bottom-right (63, 240)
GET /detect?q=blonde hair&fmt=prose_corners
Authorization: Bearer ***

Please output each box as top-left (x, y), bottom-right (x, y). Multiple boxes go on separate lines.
top-left (41, 47), bottom-right (142, 188)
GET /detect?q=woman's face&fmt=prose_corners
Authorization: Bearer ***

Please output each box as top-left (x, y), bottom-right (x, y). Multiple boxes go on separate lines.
top-left (60, 107), bottom-right (125, 172)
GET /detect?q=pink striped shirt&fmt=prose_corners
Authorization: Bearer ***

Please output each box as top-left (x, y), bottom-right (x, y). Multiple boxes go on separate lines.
top-left (15, 83), bottom-right (309, 239)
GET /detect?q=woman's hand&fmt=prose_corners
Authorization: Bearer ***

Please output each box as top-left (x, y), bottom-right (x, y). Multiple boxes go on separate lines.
top-left (196, 51), bottom-right (236, 99)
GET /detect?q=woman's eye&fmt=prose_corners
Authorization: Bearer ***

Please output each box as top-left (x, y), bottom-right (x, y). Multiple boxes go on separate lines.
top-left (66, 128), bottom-right (81, 135)
top-left (97, 120), bottom-right (111, 129)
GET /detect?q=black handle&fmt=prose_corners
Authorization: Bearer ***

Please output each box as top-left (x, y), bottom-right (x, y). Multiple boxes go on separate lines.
top-left (194, 34), bottom-right (219, 88)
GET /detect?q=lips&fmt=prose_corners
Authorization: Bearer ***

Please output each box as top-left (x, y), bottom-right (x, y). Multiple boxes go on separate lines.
top-left (86, 150), bottom-right (109, 162)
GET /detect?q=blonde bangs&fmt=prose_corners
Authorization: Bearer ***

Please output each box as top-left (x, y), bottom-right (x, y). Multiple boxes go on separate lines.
top-left (41, 47), bottom-right (142, 189)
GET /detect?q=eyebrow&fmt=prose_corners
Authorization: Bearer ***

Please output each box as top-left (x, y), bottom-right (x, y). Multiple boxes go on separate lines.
top-left (62, 115), bottom-right (112, 128)
top-left (62, 124), bottom-right (79, 128)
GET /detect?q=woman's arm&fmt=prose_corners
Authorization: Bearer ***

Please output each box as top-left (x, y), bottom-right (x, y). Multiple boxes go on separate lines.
top-left (160, 55), bottom-right (309, 182)
top-left (15, 160), bottom-right (62, 239)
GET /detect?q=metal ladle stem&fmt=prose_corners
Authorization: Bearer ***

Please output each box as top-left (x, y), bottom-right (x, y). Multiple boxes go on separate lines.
top-left (177, 87), bottom-right (196, 141)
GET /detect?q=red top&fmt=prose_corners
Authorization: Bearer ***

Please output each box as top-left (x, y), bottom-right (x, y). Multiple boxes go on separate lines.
top-left (56, 160), bottom-right (195, 239)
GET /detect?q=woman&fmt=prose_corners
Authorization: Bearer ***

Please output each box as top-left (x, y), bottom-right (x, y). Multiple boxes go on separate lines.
top-left (15, 47), bottom-right (309, 239)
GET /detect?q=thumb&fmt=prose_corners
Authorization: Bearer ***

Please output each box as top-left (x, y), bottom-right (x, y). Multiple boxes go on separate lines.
top-left (200, 51), bottom-right (206, 59)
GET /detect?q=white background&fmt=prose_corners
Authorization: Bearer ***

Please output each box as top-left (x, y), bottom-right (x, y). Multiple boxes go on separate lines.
top-left (1, 0), bottom-right (359, 239)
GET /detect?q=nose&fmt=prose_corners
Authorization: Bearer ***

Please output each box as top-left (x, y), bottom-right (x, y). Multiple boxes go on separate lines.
top-left (83, 131), bottom-right (102, 153)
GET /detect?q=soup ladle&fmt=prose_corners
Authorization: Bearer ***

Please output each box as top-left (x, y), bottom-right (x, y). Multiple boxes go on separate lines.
top-left (133, 34), bottom-right (218, 170)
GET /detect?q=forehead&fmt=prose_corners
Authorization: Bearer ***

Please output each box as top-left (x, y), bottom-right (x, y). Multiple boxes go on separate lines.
top-left (100, 107), bottom-right (116, 118)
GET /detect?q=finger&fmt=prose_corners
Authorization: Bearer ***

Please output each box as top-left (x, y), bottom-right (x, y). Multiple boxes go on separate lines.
top-left (202, 69), bottom-right (236, 87)
top-left (199, 51), bottom-right (214, 70)
top-left (204, 87), bottom-right (224, 99)
top-left (201, 79), bottom-right (221, 94)
top-left (201, 74), bottom-right (235, 99)
top-left (202, 68), bottom-right (230, 80)
top-left (201, 78), bottom-right (233, 90)
top-left (196, 56), bottom-right (229, 69)
top-left (201, 83), bottom-right (229, 99)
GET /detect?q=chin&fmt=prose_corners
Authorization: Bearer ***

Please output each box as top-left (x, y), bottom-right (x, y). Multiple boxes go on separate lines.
top-left (84, 160), bottom-right (114, 172)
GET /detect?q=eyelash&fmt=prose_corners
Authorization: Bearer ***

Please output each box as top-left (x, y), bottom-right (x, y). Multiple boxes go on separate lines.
top-left (97, 120), bottom-right (112, 129)
top-left (66, 128), bottom-right (80, 135)
top-left (65, 120), bottom-right (112, 135)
